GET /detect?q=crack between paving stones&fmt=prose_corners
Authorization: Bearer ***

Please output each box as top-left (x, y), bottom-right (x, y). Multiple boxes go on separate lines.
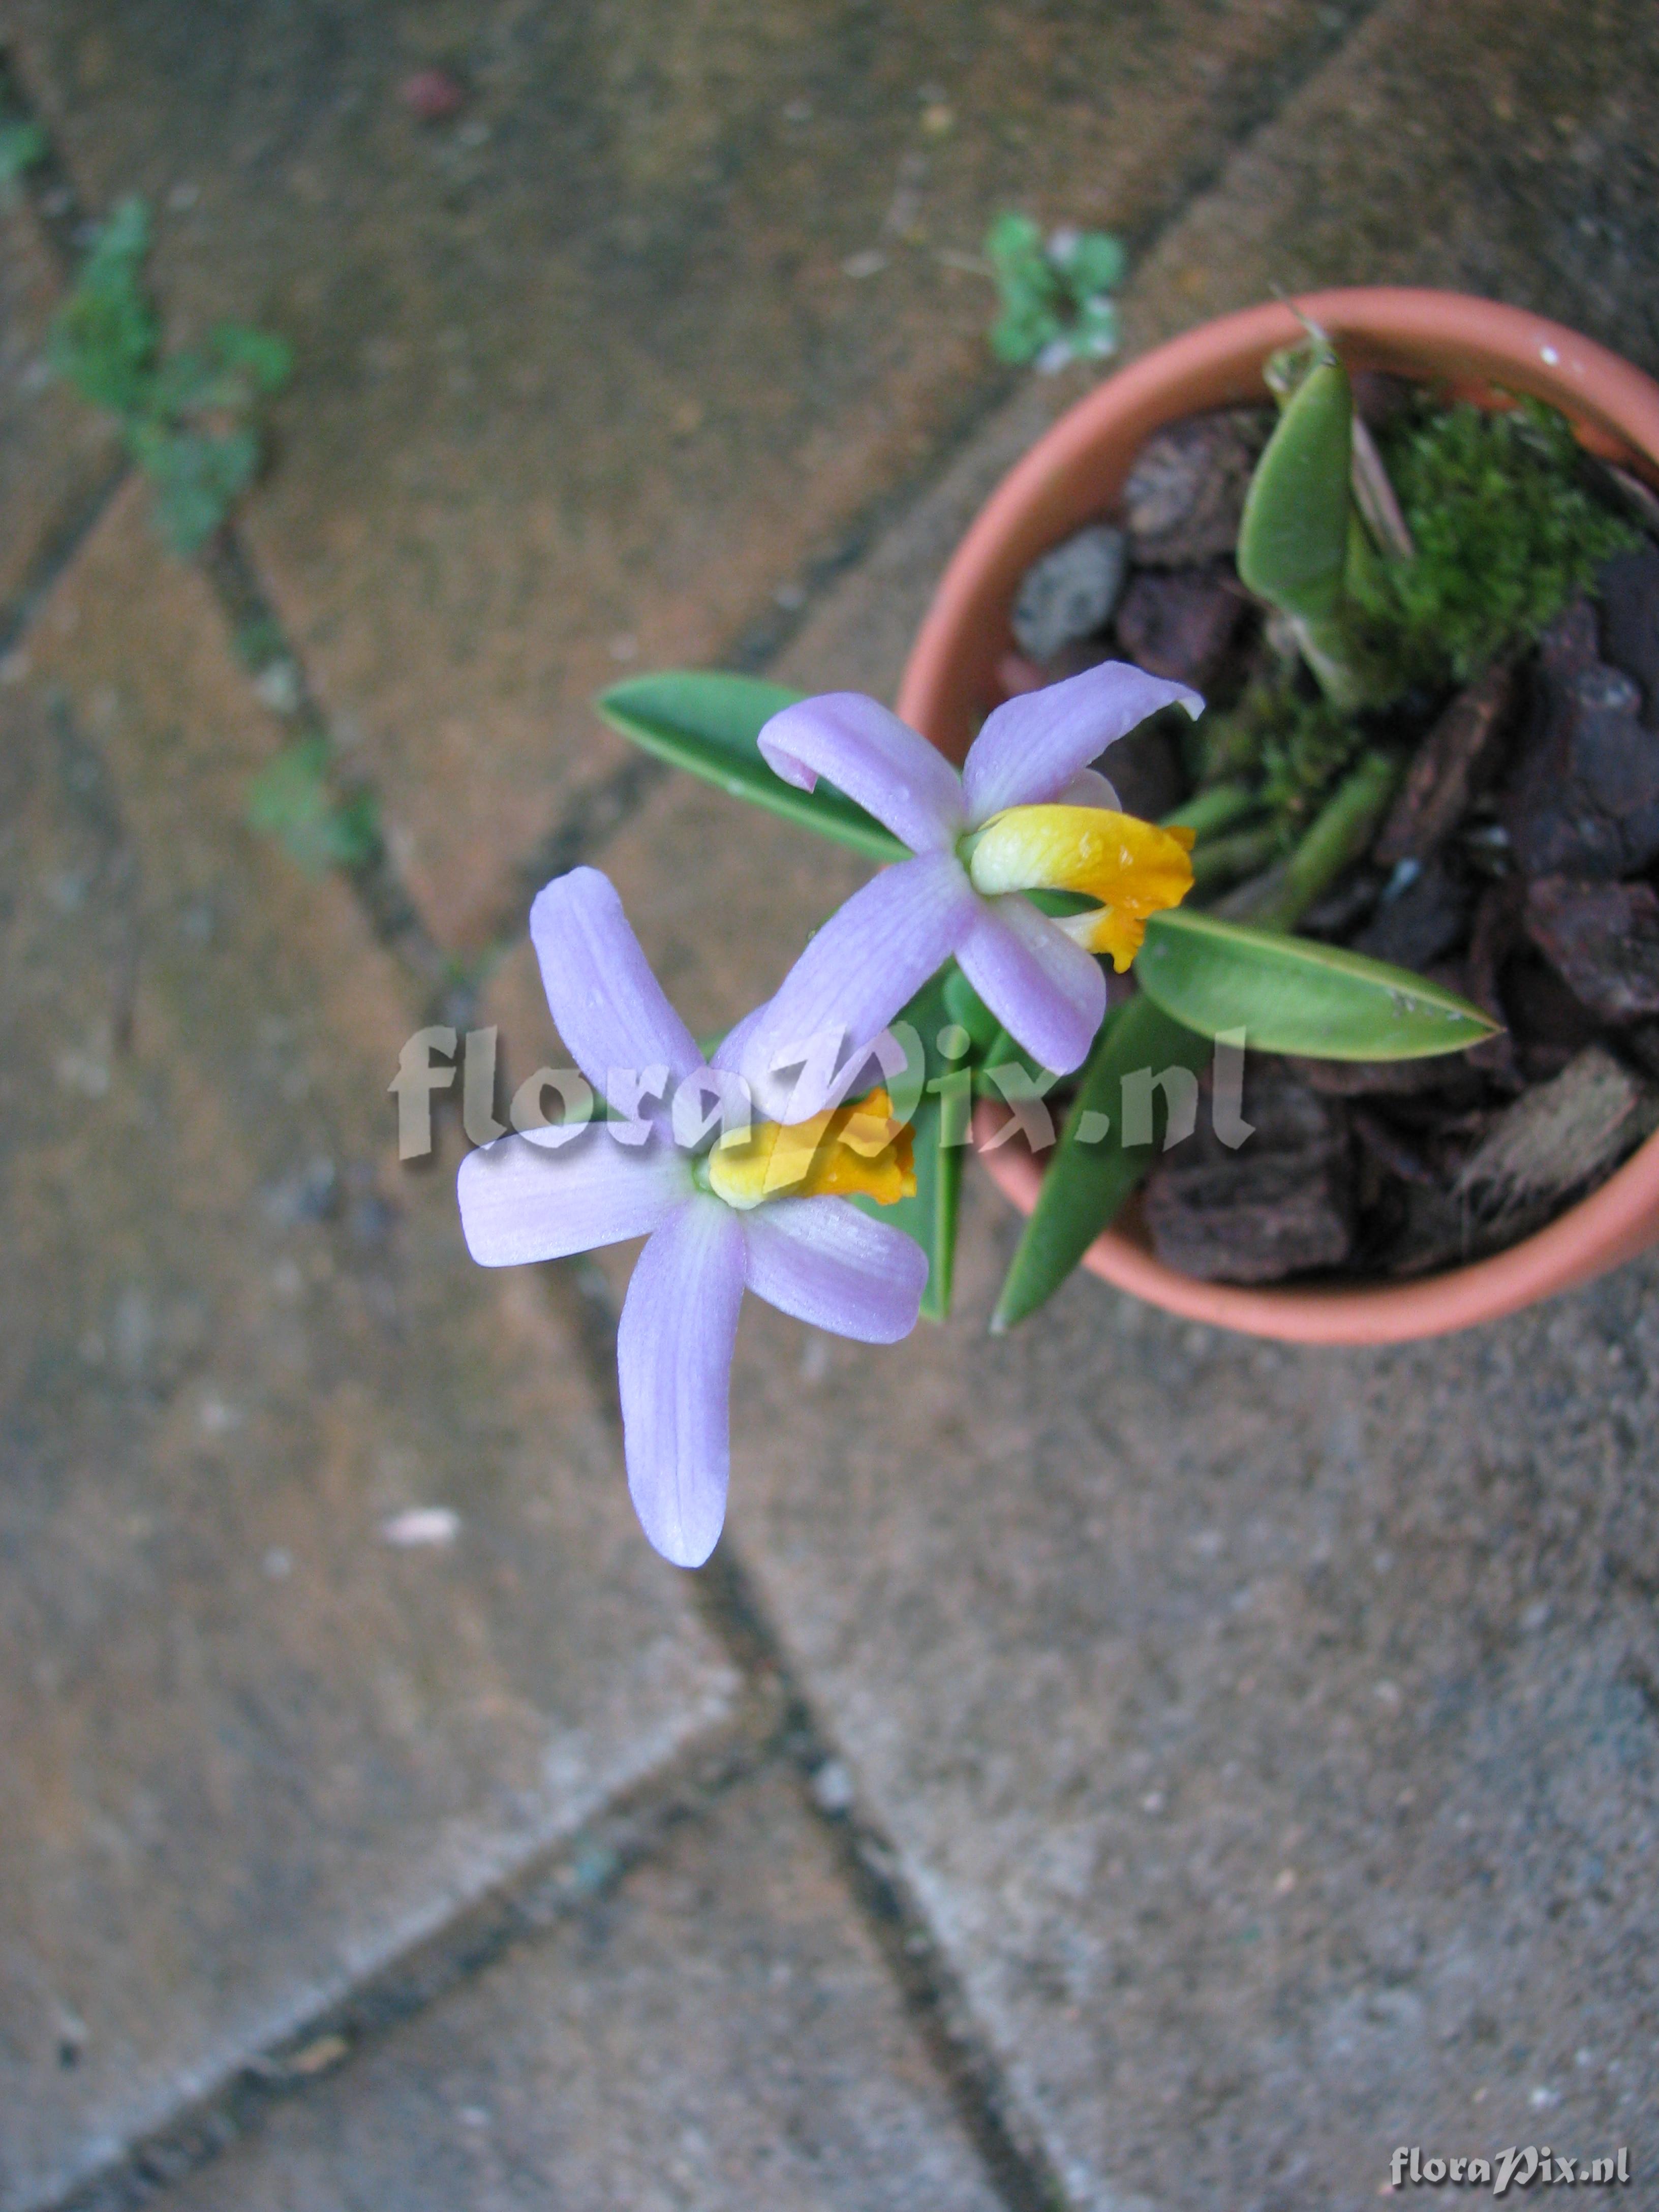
top-left (193, 526), bottom-right (456, 1001)
top-left (0, 45), bottom-right (131, 664)
top-left (0, 462), bottom-right (131, 667)
top-left (2, 47), bottom-right (457, 1017)
top-left (7, 0), bottom-right (1391, 1013)
top-left (0, 44), bottom-right (87, 264)
top-left (37, 1715), bottom-right (779, 2212)
top-left (385, 0), bottom-right (1397, 980)
top-left (556, 1257), bottom-right (1073, 2212)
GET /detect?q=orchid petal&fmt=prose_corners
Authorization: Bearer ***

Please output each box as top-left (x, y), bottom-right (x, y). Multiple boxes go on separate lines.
top-left (1058, 766), bottom-right (1121, 810)
top-left (458, 1127), bottom-right (689, 1266)
top-left (956, 894), bottom-right (1107, 1074)
top-left (731, 851), bottom-right (978, 1121)
top-left (529, 867), bottom-right (702, 1099)
top-left (709, 998), bottom-right (771, 1076)
top-left (743, 1194), bottom-right (927, 1342)
top-left (617, 1196), bottom-right (747, 1568)
top-left (962, 661), bottom-right (1201, 824)
top-left (759, 692), bottom-right (966, 853)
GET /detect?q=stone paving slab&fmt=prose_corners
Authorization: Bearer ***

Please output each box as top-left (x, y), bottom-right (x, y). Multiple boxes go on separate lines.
top-left (0, 189), bottom-right (117, 633)
top-left (156, 1764), bottom-right (1006, 2212)
top-left (1118, 0), bottom-right (1659, 372)
top-left (532, 4), bottom-right (1659, 2205)
top-left (11, 0), bottom-right (1373, 949)
top-left (0, 485), bottom-right (734, 2212)
top-left (726, 1191), bottom-right (1659, 2212)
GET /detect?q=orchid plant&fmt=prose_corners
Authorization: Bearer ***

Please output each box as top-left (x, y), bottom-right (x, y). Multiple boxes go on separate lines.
top-left (459, 337), bottom-right (1518, 1568)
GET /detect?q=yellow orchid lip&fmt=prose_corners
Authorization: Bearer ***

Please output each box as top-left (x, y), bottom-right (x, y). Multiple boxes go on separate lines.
top-left (964, 803), bottom-right (1196, 971)
top-left (708, 1086), bottom-right (916, 1212)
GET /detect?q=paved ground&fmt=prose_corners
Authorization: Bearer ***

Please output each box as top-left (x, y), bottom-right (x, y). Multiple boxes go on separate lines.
top-left (3, 3), bottom-right (1658, 2209)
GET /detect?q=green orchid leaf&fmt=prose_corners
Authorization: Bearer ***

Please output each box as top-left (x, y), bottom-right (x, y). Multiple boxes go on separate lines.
top-left (595, 671), bottom-right (908, 862)
top-left (1237, 349), bottom-right (1353, 622)
top-left (865, 1083), bottom-right (961, 1322)
top-left (992, 993), bottom-right (1212, 1332)
top-left (972, 1023), bottom-right (1044, 1097)
top-left (1134, 906), bottom-right (1500, 1059)
top-left (941, 967), bottom-right (1001, 1056)
top-left (854, 971), bottom-right (961, 1320)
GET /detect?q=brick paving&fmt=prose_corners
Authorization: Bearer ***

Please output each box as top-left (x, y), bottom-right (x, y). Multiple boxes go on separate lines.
top-left (7, 0), bottom-right (1373, 948)
top-left (3, 2), bottom-right (1659, 2208)
top-left (155, 1766), bottom-right (1008, 2212)
top-left (0, 484), bottom-right (739, 2212)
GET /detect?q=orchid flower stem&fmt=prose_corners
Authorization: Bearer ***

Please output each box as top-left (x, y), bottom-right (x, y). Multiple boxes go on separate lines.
top-left (1188, 821), bottom-right (1281, 896)
top-left (1232, 746), bottom-right (1403, 933)
top-left (1162, 779), bottom-right (1258, 841)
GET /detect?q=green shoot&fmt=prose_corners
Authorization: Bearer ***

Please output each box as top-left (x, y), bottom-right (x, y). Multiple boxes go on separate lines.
top-left (986, 214), bottom-right (1126, 371)
top-left (48, 195), bottom-right (292, 555)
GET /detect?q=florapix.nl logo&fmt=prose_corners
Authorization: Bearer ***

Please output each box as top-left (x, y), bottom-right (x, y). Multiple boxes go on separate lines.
top-left (1388, 2144), bottom-right (1632, 2194)
top-left (388, 1019), bottom-right (1256, 1162)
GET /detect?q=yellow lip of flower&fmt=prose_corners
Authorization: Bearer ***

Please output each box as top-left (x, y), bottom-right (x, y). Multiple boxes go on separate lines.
top-left (708, 1086), bottom-right (916, 1212)
top-left (965, 803), bottom-right (1196, 972)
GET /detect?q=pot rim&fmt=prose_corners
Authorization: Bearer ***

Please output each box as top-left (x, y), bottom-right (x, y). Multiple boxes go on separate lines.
top-left (899, 288), bottom-right (1659, 1345)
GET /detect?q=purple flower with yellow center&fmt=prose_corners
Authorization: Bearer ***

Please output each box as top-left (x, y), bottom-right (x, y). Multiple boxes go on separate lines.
top-left (457, 868), bottom-right (925, 1570)
top-left (736, 661), bottom-right (1202, 1114)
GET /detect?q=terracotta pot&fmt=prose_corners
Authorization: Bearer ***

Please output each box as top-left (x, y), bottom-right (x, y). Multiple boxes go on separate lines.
top-left (897, 288), bottom-right (1659, 1346)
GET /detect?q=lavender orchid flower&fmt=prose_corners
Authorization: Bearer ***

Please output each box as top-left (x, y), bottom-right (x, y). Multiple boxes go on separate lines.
top-left (733, 660), bottom-right (1203, 1117)
top-left (457, 867), bottom-right (926, 1570)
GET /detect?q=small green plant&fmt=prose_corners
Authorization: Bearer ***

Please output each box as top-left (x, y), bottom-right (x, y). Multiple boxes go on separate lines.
top-left (1237, 329), bottom-right (1638, 711)
top-left (46, 195), bottom-right (373, 873)
top-left (985, 213), bottom-right (1125, 371)
top-left (0, 115), bottom-right (47, 194)
top-left (245, 736), bottom-right (380, 875)
top-left (48, 196), bottom-right (292, 555)
top-left (1355, 395), bottom-right (1639, 682)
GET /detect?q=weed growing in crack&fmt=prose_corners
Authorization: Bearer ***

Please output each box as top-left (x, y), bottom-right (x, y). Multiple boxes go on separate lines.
top-left (48, 195), bottom-right (291, 555)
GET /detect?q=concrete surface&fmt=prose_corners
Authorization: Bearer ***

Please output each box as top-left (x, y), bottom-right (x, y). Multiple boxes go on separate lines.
top-left (0, 487), bottom-right (732, 2212)
top-left (155, 1767), bottom-right (1007, 2212)
top-left (9, 0), bottom-right (1374, 947)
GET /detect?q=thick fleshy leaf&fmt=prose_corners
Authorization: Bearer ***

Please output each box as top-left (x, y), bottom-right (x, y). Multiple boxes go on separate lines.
top-left (596, 671), bottom-right (907, 863)
top-left (732, 851), bottom-right (978, 1120)
top-left (744, 1195), bottom-right (926, 1342)
top-left (529, 867), bottom-right (702, 1099)
top-left (961, 660), bottom-right (1202, 824)
top-left (992, 993), bottom-right (1213, 1331)
top-left (867, 1082), bottom-right (961, 1322)
top-left (941, 964), bottom-right (1001, 1056)
top-left (1134, 907), bottom-right (1501, 1059)
top-left (617, 1196), bottom-right (747, 1569)
top-left (1236, 350), bottom-right (1352, 622)
top-left (847, 969), bottom-right (962, 1320)
top-left (458, 1127), bottom-right (689, 1266)
top-left (758, 692), bottom-right (967, 854)
top-left (955, 893), bottom-right (1107, 1076)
